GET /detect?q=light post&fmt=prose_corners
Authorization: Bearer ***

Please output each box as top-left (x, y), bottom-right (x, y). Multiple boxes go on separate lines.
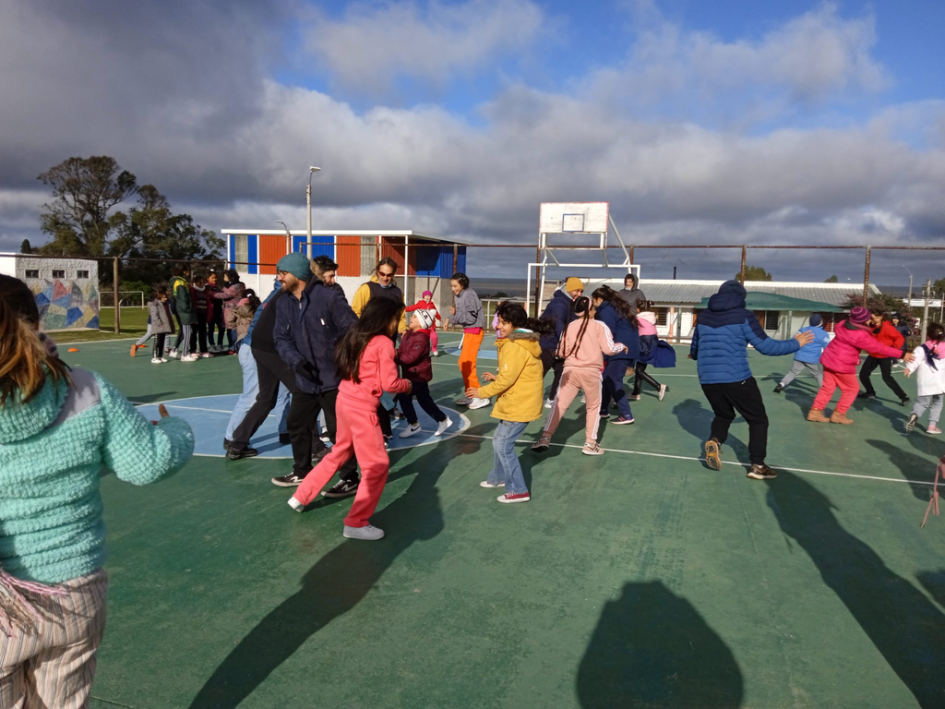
top-left (903, 265), bottom-right (913, 308)
top-left (307, 166), bottom-right (321, 259)
top-left (277, 220), bottom-right (292, 256)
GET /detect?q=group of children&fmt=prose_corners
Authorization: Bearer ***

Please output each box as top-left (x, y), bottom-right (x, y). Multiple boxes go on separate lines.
top-left (131, 268), bottom-right (255, 363)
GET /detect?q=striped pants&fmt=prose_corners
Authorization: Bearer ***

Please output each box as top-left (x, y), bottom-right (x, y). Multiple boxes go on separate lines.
top-left (0, 569), bottom-right (108, 709)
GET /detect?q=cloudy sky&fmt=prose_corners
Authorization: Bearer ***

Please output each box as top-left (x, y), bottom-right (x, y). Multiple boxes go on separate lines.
top-left (1, 0), bottom-right (943, 285)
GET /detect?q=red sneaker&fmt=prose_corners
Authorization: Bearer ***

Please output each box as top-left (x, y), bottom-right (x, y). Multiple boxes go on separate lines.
top-left (497, 492), bottom-right (530, 504)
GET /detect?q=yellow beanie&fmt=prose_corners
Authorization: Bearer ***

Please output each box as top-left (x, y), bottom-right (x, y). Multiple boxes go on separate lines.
top-left (565, 277), bottom-right (585, 292)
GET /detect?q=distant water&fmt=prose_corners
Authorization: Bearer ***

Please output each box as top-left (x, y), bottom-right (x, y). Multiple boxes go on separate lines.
top-left (467, 277), bottom-right (530, 298)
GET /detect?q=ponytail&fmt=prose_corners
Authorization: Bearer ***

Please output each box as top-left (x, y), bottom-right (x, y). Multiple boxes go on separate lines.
top-left (0, 297), bottom-right (71, 406)
top-left (592, 285), bottom-right (637, 326)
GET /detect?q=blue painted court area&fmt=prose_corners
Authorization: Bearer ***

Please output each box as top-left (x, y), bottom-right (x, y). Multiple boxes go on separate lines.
top-left (135, 394), bottom-right (470, 457)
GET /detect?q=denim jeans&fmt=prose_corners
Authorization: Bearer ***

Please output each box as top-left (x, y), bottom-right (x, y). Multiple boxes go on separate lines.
top-left (135, 325), bottom-right (153, 347)
top-left (226, 344), bottom-right (290, 440)
top-left (486, 420), bottom-right (529, 494)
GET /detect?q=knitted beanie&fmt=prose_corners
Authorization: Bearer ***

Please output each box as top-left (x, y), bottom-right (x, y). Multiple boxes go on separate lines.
top-left (565, 277), bottom-right (585, 293)
top-left (848, 306), bottom-right (870, 324)
top-left (809, 314), bottom-right (823, 327)
top-left (422, 290), bottom-right (433, 298)
top-left (413, 309), bottom-right (435, 330)
top-left (276, 253), bottom-right (312, 281)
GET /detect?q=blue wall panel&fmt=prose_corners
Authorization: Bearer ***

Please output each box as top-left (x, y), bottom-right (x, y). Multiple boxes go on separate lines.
top-left (228, 234), bottom-right (236, 269)
top-left (246, 235), bottom-right (258, 274)
top-left (310, 236), bottom-right (335, 260)
top-left (415, 242), bottom-right (441, 276)
top-left (292, 236), bottom-right (306, 254)
top-left (457, 247), bottom-right (467, 274)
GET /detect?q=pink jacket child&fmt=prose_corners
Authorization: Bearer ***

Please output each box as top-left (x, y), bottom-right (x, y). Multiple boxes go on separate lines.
top-left (535, 298), bottom-right (627, 454)
top-left (810, 306), bottom-right (913, 424)
top-left (289, 334), bottom-right (411, 538)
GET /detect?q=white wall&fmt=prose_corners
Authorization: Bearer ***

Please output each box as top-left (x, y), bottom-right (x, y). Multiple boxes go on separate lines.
top-left (0, 255), bottom-right (15, 277)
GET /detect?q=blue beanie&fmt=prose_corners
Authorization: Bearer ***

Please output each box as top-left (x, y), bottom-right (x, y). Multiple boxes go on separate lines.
top-left (809, 314), bottom-right (823, 327)
top-left (276, 253), bottom-right (311, 281)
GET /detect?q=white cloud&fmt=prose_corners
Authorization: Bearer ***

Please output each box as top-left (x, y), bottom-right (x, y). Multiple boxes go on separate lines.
top-left (303, 0), bottom-right (548, 94)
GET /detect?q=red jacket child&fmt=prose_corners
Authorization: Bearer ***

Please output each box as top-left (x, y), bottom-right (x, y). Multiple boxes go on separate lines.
top-left (396, 329), bottom-right (433, 383)
top-left (869, 320), bottom-right (905, 359)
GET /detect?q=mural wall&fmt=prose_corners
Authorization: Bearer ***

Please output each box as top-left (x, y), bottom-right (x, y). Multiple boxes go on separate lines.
top-left (6, 256), bottom-right (101, 330)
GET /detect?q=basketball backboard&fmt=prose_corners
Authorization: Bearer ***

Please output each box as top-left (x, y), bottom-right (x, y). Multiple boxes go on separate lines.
top-left (539, 202), bottom-right (609, 235)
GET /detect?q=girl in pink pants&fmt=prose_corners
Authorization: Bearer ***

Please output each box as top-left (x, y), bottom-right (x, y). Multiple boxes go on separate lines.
top-left (532, 297), bottom-right (627, 456)
top-left (289, 299), bottom-right (411, 541)
top-left (809, 306), bottom-right (914, 425)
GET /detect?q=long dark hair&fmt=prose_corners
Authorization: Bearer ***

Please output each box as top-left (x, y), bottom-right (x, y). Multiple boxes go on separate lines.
top-left (558, 296), bottom-right (592, 359)
top-left (242, 289), bottom-right (261, 312)
top-left (0, 296), bottom-right (71, 406)
top-left (336, 298), bottom-right (404, 383)
top-left (592, 285), bottom-right (637, 326)
top-left (495, 302), bottom-right (553, 335)
top-left (927, 323), bottom-right (945, 342)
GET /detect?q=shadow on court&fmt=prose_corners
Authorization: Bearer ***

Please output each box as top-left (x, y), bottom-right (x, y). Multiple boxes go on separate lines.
top-left (672, 398), bottom-right (751, 466)
top-left (576, 581), bottom-right (743, 708)
top-left (866, 439), bottom-right (935, 501)
top-left (188, 427), bottom-right (487, 708)
top-left (767, 472), bottom-right (945, 708)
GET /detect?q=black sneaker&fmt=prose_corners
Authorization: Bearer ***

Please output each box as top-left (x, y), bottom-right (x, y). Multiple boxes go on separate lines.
top-left (321, 479), bottom-right (359, 498)
top-left (223, 438), bottom-right (231, 450)
top-left (311, 445), bottom-right (330, 468)
top-left (226, 446), bottom-right (258, 461)
top-left (747, 464), bottom-right (777, 480)
top-left (390, 407), bottom-right (405, 421)
top-left (271, 472), bottom-right (307, 487)
top-left (279, 433), bottom-right (291, 445)
top-left (773, 384), bottom-right (783, 393)
top-left (857, 392), bottom-right (875, 400)
top-left (900, 396), bottom-right (910, 407)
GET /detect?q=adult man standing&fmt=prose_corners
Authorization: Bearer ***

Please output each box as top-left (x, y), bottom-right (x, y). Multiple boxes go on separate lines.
top-left (351, 256), bottom-right (407, 333)
top-left (619, 272), bottom-right (646, 314)
top-left (539, 277), bottom-right (584, 407)
top-left (272, 253), bottom-right (361, 496)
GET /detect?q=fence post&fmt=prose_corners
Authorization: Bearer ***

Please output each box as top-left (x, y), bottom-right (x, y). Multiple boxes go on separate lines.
top-left (739, 245), bottom-right (746, 284)
top-left (113, 257), bottom-right (120, 334)
top-left (451, 244), bottom-right (458, 327)
top-left (533, 244), bottom-right (542, 317)
top-left (862, 246), bottom-right (871, 306)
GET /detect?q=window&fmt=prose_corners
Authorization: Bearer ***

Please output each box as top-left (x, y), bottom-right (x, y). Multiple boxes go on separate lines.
top-left (25, 269), bottom-right (39, 278)
top-left (654, 308), bottom-right (669, 327)
top-left (52, 269), bottom-right (65, 279)
top-left (76, 270), bottom-right (89, 279)
top-left (762, 311), bottom-right (780, 332)
top-left (234, 235), bottom-right (248, 268)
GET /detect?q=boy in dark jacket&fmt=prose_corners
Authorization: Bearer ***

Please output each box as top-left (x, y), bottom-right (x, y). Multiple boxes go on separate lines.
top-left (539, 278), bottom-right (584, 406)
top-left (395, 309), bottom-right (451, 438)
top-left (690, 281), bottom-right (811, 480)
top-left (169, 265), bottom-right (197, 360)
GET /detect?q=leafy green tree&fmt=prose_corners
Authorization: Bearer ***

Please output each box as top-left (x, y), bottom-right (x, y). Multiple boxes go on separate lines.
top-left (20, 239), bottom-right (32, 254)
top-left (37, 156), bottom-right (137, 256)
top-left (824, 275), bottom-right (839, 283)
top-left (841, 292), bottom-right (914, 322)
top-left (933, 278), bottom-right (945, 296)
top-left (737, 265), bottom-right (773, 282)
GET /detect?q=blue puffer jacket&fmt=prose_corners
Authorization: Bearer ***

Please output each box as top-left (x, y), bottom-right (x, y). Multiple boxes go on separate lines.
top-left (690, 281), bottom-right (800, 384)
top-left (595, 301), bottom-right (640, 361)
top-left (274, 280), bottom-right (358, 394)
top-left (539, 289), bottom-right (575, 352)
top-left (794, 325), bottom-right (830, 364)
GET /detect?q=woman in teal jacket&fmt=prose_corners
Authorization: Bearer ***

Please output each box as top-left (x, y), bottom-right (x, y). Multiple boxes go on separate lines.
top-left (0, 289), bottom-right (194, 708)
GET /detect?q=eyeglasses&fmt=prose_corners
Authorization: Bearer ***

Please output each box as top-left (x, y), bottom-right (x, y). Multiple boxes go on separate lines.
top-left (378, 270), bottom-right (395, 278)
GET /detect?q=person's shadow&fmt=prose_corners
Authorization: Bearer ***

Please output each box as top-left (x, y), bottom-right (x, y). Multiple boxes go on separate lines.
top-left (865, 439), bottom-right (936, 501)
top-left (767, 472), bottom-right (945, 708)
top-left (576, 581), bottom-right (743, 708)
top-left (672, 398), bottom-right (750, 466)
top-left (188, 429), bottom-right (485, 708)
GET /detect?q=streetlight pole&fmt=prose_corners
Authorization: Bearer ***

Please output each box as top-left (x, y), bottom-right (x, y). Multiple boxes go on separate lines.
top-left (277, 221), bottom-right (292, 256)
top-left (307, 166), bottom-right (321, 259)
top-left (903, 265), bottom-right (913, 309)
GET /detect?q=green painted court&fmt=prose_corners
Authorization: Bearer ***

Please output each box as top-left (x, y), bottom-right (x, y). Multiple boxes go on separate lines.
top-left (60, 334), bottom-right (945, 709)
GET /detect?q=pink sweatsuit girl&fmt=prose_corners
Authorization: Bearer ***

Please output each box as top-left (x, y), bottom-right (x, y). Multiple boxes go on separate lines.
top-left (543, 318), bottom-right (623, 446)
top-left (292, 336), bottom-right (411, 528)
top-left (813, 320), bottom-right (907, 415)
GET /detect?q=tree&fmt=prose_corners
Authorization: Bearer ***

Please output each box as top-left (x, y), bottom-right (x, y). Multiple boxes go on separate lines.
top-left (20, 239), bottom-right (32, 254)
top-left (37, 156), bottom-right (137, 256)
top-left (933, 278), bottom-right (945, 297)
top-left (841, 292), bottom-right (914, 323)
top-left (737, 265), bottom-right (773, 282)
top-left (824, 275), bottom-right (839, 283)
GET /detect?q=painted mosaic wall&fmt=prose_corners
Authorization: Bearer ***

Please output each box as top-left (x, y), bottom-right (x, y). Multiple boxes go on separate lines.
top-left (17, 257), bottom-right (100, 330)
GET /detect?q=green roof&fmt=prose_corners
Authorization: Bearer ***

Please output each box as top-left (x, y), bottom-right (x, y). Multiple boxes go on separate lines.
top-left (695, 292), bottom-right (843, 312)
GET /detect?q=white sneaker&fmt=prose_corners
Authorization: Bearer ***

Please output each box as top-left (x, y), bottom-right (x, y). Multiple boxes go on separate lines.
top-left (200, 352), bottom-right (212, 359)
top-left (288, 497), bottom-right (305, 513)
top-left (343, 524), bottom-right (385, 541)
top-left (658, 384), bottom-right (667, 401)
top-left (480, 480), bottom-right (503, 488)
top-left (181, 354), bottom-right (199, 362)
top-left (454, 396), bottom-right (472, 406)
top-left (582, 443), bottom-right (605, 456)
top-left (435, 417), bottom-right (452, 436)
top-left (544, 398), bottom-right (553, 409)
top-left (167, 350), bottom-right (179, 359)
top-left (399, 423), bottom-right (422, 439)
top-left (468, 397), bottom-right (490, 410)
top-left (432, 350), bottom-right (439, 357)
top-left (580, 394), bottom-right (587, 404)
top-left (151, 357), bottom-right (163, 364)
top-left (160, 357), bottom-right (169, 363)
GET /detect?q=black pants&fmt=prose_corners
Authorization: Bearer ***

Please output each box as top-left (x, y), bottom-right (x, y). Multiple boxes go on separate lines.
top-left (377, 405), bottom-right (393, 438)
top-left (208, 312), bottom-right (226, 347)
top-left (153, 333), bottom-right (166, 359)
top-left (231, 348), bottom-right (296, 450)
top-left (190, 321), bottom-right (208, 354)
top-left (173, 313), bottom-right (184, 350)
top-left (287, 387), bottom-right (359, 480)
top-left (859, 356), bottom-right (907, 400)
top-left (701, 378), bottom-right (768, 465)
top-left (631, 362), bottom-right (662, 395)
top-left (397, 381), bottom-right (446, 425)
top-left (540, 349), bottom-right (564, 401)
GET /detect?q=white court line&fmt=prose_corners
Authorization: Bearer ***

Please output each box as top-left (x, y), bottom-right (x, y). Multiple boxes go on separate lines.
top-left (138, 403), bottom-right (285, 419)
top-left (455, 433), bottom-right (936, 487)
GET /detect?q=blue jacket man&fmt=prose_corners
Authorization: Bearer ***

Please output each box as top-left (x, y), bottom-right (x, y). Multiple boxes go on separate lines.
top-left (271, 252), bottom-right (360, 488)
top-left (690, 280), bottom-right (810, 479)
top-left (539, 278), bottom-right (584, 405)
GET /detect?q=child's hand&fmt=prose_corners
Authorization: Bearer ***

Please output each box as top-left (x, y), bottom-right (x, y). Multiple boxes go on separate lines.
top-left (619, 344), bottom-right (629, 353)
top-left (904, 368), bottom-right (912, 378)
top-left (151, 404), bottom-right (170, 425)
top-left (466, 387), bottom-right (480, 398)
top-left (450, 305), bottom-right (456, 315)
top-left (903, 352), bottom-right (915, 363)
top-left (482, 372), bottom-right (496, 382)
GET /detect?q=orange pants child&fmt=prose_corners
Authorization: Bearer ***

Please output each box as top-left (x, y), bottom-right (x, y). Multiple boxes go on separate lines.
top-left (459, 329), bottom-right (484, 390)
top-left (292, 393), bottom-right (389, 528)
top-left (542, 367), bottom-right (603, 445)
